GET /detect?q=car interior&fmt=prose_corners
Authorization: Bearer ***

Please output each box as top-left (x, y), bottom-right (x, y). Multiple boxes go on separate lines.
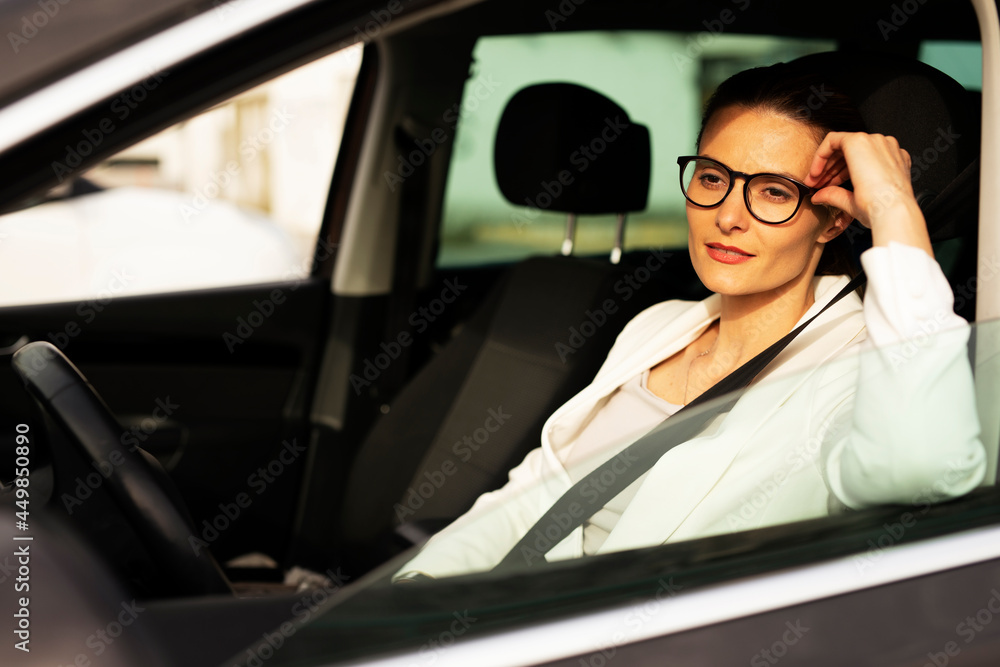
top-left (0, 0), bottom-right (996, 664)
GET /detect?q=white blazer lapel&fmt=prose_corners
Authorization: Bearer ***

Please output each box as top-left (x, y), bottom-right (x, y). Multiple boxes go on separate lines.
top-left (542, 296), bottom-right (720, 454)
top-left (597, 276), bottom-right (866, 552)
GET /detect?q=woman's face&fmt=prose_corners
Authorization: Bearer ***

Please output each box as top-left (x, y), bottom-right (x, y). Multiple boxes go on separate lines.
top-left (688, 106), bottom-right (845, 299)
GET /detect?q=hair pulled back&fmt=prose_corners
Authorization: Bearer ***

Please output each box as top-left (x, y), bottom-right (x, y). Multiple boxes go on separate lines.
top-left (698, 62), bottom-right (867, 276)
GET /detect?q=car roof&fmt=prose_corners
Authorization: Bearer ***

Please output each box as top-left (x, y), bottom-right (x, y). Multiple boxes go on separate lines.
top-left (436, 0), bottom-right (981, 41)
top-left (0, 0), bottom-right (220, 108)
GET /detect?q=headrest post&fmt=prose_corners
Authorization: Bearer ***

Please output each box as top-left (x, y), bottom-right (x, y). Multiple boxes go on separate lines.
top-left (610, 213), bottom-right (626, 265)
top-left (560, 213), bottom-right (577, 256)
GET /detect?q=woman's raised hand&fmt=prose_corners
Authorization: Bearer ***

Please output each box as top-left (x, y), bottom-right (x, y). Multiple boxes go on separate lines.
top-left (806, 132), bottom-right (933, 255)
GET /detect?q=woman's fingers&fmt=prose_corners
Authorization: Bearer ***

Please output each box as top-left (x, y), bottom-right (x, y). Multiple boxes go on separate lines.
top-left (811, 186), bottom-right (865, 226)
top-left (808, 131), bottom-right (931, 255)
top-left (814, 160), bottom-right (849, 189)
top-left (806, 132), bottom-right (850, 187)
top-left (807, 132), bottom-right (919, 226)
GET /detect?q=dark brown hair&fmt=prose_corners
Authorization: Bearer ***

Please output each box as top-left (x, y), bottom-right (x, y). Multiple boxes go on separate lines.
top-left (698, 62), bottom-right (867, 277)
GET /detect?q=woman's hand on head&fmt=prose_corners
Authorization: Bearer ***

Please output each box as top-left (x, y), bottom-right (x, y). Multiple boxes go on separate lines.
top-left (805, 132), bottom-right (933, 256)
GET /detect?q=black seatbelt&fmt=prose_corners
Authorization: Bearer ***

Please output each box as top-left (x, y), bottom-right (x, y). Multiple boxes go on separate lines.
top-left (926, 158), bottom-right (979, 243)
top-left (494, 272), bottom-right (866, 571)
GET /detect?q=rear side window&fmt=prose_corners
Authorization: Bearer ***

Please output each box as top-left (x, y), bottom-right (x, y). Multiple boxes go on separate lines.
top-left (436, 32), bottom-right (833, 268)
top-left (919, 40), bottom-right (982, 90)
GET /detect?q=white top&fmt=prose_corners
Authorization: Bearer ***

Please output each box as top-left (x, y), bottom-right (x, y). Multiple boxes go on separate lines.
top-left (559, 370), bottom-right (682, 554)
top-left (397, 243), bottom-right (987, 579)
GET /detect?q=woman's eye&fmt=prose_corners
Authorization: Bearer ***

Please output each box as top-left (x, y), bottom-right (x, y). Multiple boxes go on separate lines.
top-left (697, 172), bottom-right (727, 188)
top-left (757, 184), bottom-right (794, 201)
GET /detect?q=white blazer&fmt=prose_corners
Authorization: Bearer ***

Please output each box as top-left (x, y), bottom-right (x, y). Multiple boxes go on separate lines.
top-left (399, 243), bottom-right (987, 579)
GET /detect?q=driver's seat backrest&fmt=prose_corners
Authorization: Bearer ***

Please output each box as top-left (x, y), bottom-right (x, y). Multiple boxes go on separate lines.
top-left (337, 83), bottom-right (668, 567)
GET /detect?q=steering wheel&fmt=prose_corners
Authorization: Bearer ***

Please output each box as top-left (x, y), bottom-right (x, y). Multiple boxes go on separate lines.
top-left (12, 341), bottom-right (232, 596)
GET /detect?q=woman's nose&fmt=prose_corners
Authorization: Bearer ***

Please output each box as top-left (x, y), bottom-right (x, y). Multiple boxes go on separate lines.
top-left (716, 180), bottom-right (750, 233)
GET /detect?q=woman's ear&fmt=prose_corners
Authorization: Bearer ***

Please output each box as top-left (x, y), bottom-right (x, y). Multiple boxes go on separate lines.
top-left (820, 207), bottom-right (853, 242)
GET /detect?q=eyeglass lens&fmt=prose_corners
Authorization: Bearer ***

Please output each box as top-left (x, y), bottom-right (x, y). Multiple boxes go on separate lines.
top-left (680, 158), bottom-right (802, 223)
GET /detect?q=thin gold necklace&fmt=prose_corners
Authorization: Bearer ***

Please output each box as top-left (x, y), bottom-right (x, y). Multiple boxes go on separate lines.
top-left (683, 334), bottom-right (718, 405)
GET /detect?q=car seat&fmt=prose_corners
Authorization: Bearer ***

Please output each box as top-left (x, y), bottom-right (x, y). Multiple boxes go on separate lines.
top-left (336, 83), bottom-right (678, 571)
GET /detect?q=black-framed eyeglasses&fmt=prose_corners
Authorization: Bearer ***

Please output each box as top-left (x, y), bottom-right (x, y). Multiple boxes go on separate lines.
top-left (677, 155), bottom-right (819, 225)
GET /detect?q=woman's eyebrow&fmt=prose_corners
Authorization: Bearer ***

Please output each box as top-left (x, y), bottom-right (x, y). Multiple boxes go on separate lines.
top-left (695, 153), bottom-right (731, 169)
top-left (698, 154), bottom-right (805, 182)
top-left (771, 168), bottom-right (808, 182)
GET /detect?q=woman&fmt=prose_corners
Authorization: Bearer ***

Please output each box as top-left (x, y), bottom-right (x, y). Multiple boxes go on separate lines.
top-left (394, 63), bottom-right (987, 580)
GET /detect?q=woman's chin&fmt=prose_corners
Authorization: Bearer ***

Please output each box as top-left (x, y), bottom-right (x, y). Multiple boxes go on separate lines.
top-left (693, 265), bottom-right (756, 297)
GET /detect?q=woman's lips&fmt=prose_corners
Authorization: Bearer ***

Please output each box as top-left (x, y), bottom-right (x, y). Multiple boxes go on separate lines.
top-left (705, 243), bottom-right (755, 264)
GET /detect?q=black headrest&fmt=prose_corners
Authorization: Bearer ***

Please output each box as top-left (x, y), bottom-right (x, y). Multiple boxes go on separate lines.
top-left (494, 83), bottom-right (651, 214)
top-left (791, 51), bottom-right (978, 209)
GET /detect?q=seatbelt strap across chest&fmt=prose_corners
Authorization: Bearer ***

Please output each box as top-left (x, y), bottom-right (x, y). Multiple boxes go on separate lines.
top-left (494, 271), bottom-right (867, 571)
